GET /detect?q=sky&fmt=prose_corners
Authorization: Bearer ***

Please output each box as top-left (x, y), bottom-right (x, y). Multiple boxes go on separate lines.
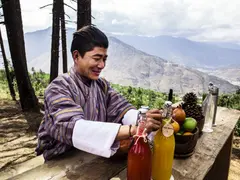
top-left (1, 0), bottom-right (240, 43)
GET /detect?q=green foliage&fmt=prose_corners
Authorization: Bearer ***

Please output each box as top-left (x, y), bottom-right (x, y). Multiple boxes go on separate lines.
top-left (218, 91), bottom-right (240, 110)
top-left (0, 69), bottom-right (6, 81)
top-left (217, 90), bottom-right (240, 136)
top-left (202, 93), bottom-right (207, 102)
top-left (0, 68), bottom-right (49, 98)
top-left (111, 83), bottom-right (178, 109)
top-left (30, 68), bottom-right (49, 97)
top-left (236, 87), bottom-right (240, 95)
top-left (0, 69), bottom-right (15, 99)
top-left (235, 119), bottom-right (240, 136)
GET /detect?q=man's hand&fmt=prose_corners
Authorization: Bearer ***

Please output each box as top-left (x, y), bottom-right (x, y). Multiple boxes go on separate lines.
top-left (145, 109), bottom-right (163, 134)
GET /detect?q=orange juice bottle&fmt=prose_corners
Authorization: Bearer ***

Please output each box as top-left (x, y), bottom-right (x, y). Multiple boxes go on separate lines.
top-left (152, 101), bottom-right (175, 180)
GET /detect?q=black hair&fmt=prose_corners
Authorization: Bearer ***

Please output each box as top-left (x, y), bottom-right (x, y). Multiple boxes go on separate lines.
top-left (71, 25), bottom-right (109, 57)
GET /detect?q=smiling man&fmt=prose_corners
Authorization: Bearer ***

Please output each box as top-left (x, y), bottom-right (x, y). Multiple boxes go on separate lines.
top-left (35, 25), bottom-right (162, 160)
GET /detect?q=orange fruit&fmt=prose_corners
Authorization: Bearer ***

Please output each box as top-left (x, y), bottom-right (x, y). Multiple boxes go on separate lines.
top-left (183, 132), bottom-right (193, 136)
top-left (173, 106), bottom-right (186, 123)
top-left (171, 120), bottom-right (180, 134)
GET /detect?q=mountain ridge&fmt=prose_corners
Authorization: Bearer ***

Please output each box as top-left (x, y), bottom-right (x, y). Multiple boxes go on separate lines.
top-left (113, 34), bottom-right (240, 68)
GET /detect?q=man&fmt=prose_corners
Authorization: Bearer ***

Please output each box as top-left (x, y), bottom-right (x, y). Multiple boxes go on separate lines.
top-left (36, 25), bottom-right (162, 160)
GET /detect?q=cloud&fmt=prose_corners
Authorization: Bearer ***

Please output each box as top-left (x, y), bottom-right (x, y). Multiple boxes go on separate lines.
top-left (92, 0), bottom-right (240, 42)
top-left (1, 0), bottom-right (240, 42)
top-left (20, 0), bottom-right (53, 31)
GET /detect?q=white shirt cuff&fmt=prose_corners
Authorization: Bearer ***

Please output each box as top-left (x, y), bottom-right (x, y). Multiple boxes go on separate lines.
top-left (72, 120), bottom-right (121, 158)
top-left (122, 109), bottom-right (139, 125)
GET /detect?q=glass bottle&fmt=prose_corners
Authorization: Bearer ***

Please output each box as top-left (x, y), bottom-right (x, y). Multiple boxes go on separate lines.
top-left (152, 101), bottom-right (175, 180)
top-left (127, 106), bottom-right (152, 180)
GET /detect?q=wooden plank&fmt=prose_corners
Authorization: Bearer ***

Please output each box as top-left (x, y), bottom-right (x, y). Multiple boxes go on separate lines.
top-left (9, 150), bottom-right (96, 180)
top-left (172, 107), bottom-right (240, 180)
top-left (111, 168), bottom-right (127, 180)
top-left (204, 131), bottom-right (234, 180)
top-left (11, 149), bottom-right (127, 180)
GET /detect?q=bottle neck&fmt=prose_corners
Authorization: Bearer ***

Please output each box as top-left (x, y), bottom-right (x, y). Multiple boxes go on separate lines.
top-left (163, 106), bottom-right (172, 119)
top-left (133, 113), bottom-right (148, 144)
top-left (136, 121), bottom-right (145, 136)
top-left (136, 114), bottom-right (146, 136)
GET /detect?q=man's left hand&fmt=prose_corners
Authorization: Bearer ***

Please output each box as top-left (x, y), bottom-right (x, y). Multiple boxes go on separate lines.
top-left (144, 109), bottom-right (163, 134)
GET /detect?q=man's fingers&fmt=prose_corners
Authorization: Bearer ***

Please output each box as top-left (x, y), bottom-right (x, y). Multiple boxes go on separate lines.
top-left (145, 126), bottom-right (160, 134)
top-left (146, 118), bottom-right (161, 127)
top-left (147, 109), bottom-right (161, 114)
top-left (151, 124), bottom-right (161, 131)
top-left (147, 113), bottom-right (162, 120)
top-left (148, 118), bottom-right (161, 125)
top-left (145, 121), bottom-right (161, 133)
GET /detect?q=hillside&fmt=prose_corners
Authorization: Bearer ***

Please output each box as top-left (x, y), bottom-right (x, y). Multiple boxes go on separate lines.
top-left (197, 67), bottom-right (240, 86)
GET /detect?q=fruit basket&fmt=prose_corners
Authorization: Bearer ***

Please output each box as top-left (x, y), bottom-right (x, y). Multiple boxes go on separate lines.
top-left (174, 127), bottom-right (199, 158)
top-left (172, 103), bottom-right (200, 158)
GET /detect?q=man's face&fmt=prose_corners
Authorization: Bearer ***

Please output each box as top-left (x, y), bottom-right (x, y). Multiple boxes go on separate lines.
top-left (73, 47), bottom-right (108, 80)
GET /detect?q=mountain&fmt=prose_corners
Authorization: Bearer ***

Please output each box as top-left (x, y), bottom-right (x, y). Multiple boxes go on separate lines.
top-left (206, 42), bottom-right (240, 50)
top-left (1, 28), bottom-right (238, 95)
top-left (112, 35), bottom-right (240, 68)
top-left (197, 67), bottom-right (240, 86)
top-left (102, 37), bottom-right (238, 95)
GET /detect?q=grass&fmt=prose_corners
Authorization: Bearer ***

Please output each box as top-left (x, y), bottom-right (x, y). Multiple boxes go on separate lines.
top-left (0, 81), bottom-right (11, 99)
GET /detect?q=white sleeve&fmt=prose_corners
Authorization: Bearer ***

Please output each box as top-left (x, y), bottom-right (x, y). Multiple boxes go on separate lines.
top-left (122, 109), bottom-right (139, 125)
top-left (72, 120), bottom-right (121, 158)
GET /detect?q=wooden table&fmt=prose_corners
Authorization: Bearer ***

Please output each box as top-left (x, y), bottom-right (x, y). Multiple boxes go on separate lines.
top-left (11, 107), bottom-right (240, 180)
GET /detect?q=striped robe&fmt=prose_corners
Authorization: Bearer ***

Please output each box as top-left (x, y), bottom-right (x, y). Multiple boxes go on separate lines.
top-left (36, 67), bottom-right (136, 160)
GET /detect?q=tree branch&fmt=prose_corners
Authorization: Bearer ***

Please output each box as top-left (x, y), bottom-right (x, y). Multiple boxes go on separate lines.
top-left (65, 20), bottom-right (76, 24)
top-left (64, 13), bottom-right (71, 19)
top-left (39, 4), bottom-right (53, 9)
top-left (64, 3), bottom-right (76, 11)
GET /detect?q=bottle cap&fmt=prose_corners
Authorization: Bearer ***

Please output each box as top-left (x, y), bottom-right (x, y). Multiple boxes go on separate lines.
top-left (164, 101), bottom-right (172, 107)
top-left (138, 106), bottom-right (149, 114)
top-left (162, 101), bottom-right (172, 118)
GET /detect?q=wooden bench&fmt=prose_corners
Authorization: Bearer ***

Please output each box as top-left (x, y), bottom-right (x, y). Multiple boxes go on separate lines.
top-left (10, 107), bottom-right (240, 180)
